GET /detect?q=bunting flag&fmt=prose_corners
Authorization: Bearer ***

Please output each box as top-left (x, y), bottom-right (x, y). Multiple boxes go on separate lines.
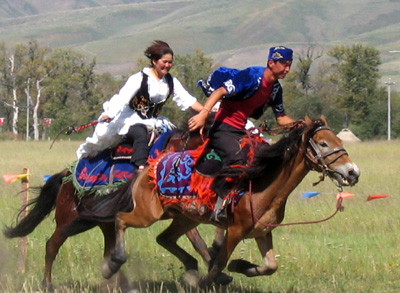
top-left (301, 191), bottom-right (321, 199)
top-left (336, 191), bottom-right (355, 200)
top-left (367, 194), bottom-right (389, 201)
top-left (299, 191), bottom-right (391, 202)
top-left (2, 173), bottom-right (30, 183)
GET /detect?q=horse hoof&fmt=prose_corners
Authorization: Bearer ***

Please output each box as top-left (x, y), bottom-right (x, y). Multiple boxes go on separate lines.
top-left (227, 259), bottom-right (255, 273)
top-left (101, 261), bottom-right (121, 279)
top-left (42, 281), bottom-right (54, 292)
top-left (185, 269), bottom-right (199, 288)
top-left (214, 272), bottom-right (233, 286)
top-left (198, 277), bottom-right (212, 289)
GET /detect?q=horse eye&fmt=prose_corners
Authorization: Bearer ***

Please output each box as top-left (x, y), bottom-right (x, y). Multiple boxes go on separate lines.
top-left (319, 141), bottom-right (329, 148)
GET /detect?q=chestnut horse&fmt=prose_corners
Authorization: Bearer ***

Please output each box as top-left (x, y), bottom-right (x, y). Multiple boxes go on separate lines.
top-left (3, 128), bottom-right (230, 291)
top-left (74, 116), bottom-right (360, 288)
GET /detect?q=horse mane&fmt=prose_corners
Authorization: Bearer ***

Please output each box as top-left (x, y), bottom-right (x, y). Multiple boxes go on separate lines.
top-left (212, 117), bottom-right (327, 193)
top-left (246, 117), bottom-right (327, 179)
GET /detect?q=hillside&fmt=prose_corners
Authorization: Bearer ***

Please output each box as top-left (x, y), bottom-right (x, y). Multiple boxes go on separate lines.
top-left (0, 0), bottom-right (400, 89)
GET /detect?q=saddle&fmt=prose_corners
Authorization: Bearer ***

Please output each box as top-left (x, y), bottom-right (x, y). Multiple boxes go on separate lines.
top-left (69, 131), bottom-right (172, 196)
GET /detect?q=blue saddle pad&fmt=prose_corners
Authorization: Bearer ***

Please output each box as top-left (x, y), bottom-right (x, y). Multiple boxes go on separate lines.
top-left (74, 150), bottom-right (134, 191)
top-left (73, 131), bottom-right (172, 193)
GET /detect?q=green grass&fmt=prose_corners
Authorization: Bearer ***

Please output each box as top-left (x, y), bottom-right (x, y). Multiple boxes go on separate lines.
top-left (1, 140), bottom-right (400, 292)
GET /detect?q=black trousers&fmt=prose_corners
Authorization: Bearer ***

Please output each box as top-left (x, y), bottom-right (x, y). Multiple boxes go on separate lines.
top-left (208, 122), bottom-right (247, 167)
top-left (208, 122), bottom-right (247, 201)
top-left (124, 124), bottom-right (149, 168)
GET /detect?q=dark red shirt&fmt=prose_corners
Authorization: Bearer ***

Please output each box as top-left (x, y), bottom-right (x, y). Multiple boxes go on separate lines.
top-left (215, 76), bottom-right (273, 129)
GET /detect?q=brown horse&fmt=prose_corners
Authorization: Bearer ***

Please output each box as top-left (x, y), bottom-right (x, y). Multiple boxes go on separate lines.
top-left (74, 115), bottom-right (360, 288)
top-left (3, 128), bottom-right (230, 291)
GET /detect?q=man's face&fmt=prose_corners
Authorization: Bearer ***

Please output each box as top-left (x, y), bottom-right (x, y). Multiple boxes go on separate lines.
top-left (269, 60), bottom-right (292, 79)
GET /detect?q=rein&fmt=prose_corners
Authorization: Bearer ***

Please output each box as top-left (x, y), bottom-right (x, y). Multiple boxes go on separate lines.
top-left (172, 131), bottom-right (206, 171)
top-left (260, 120), bottom-right (304, 136)
top-left (249, 180), bottom-right (345, 228)
top-left (248, 124), bottom-right (346, 228)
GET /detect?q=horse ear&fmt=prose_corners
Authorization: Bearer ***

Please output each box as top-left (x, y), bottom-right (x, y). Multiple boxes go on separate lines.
top-left (305, 115), bottom-right (312, 125)
top-left (320, 115), bottom-right (328, 125)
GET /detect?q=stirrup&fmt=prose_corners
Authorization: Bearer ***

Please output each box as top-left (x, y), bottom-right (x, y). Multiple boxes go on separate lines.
top-left (210, 208), bottom-right (228, 225)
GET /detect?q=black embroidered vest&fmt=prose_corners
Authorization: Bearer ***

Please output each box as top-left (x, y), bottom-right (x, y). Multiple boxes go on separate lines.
top-left (128, 72), bottom-right (174, 119)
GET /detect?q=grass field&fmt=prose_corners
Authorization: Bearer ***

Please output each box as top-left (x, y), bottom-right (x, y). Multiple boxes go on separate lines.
top-left (0, 140), bottom-right (399, 292)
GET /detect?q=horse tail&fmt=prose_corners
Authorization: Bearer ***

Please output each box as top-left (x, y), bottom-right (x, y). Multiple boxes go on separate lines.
top-left (62, 177), bottom-right (135, 236)
top-left (3, 172), bottom-right (64, 238)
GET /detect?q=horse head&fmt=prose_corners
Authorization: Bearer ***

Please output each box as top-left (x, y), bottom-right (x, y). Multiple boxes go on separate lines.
top-left (302, 115), bottom-right (360, 187)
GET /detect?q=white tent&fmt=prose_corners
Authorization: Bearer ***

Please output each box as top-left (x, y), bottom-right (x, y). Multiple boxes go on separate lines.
top-left (337, 128), bottom-right (361, 142)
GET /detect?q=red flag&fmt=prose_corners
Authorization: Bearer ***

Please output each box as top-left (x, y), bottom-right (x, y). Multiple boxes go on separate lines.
top-left (367, 194), bottom-right (389, 201)
top-left (3, 173), bottom-right (30, 183)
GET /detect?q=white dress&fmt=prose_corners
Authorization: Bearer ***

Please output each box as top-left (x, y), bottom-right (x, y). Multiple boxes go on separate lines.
top-left (76, 67), bottom-right (197, 159)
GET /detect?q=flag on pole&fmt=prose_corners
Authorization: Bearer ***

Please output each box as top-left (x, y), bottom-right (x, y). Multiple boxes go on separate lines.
top-left (2, 173), bottom-right (30, 183)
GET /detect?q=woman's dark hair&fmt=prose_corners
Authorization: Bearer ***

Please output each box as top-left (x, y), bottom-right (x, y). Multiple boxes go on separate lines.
top-left (144, 40), bottom-right (174, 65)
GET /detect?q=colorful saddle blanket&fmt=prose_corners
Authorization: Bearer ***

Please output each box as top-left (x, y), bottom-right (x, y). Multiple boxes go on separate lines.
top-left (151, 147), bottom-right (217, 211)
top-left (150, 134), bottom-right (269, 210)
top-left (72, 131), bottom-right (172, 194)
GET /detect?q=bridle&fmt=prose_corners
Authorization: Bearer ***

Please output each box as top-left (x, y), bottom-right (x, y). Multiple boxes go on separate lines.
top-left (249, 124), bottom-right (348, 228)
top-left (304, 125), bottom-right (348, 189)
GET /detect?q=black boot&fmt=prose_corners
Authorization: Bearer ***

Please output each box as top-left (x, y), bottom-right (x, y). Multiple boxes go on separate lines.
top-left (210, 196), bottom-right (228, 225)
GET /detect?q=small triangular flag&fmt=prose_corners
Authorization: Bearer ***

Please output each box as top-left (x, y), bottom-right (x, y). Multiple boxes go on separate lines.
top-left (336, 192), bottom-right (355, 199)
top-left (367, 194), bottom-right (389, 201)
top-left (2, 173), bottom-right (30, 183)
top-left (301, 191), bottom-right (321, 199)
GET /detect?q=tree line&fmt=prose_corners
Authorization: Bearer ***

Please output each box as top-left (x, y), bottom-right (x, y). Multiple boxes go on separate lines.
top-left (0, 40), bottom-right (398, 141)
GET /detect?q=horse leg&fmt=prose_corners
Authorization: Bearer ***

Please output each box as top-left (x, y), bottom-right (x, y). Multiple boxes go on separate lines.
top-left (185, 228), bottom-right (233, 285)
top-left (207, 227), bottom-right (225, 260)
top-left (227, 232), bottom-right (278, 277)
top-left (43, 182), bottom-right (78, 291)
top-left (43, 227), bottom-right (69, 291)
top-left (99, 223), bottom-right (134, 292)
top-left (105, 173), bottom-right (165, 278)
top-left (198, 227), bottom-right (244, 289)
top-left (156, 216), bottom-right (201, 288)
top-left (99, 223), bottom-right (118, 279)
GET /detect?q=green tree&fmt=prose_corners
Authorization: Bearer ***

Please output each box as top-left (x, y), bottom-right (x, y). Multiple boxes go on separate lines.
top-left (327, 44), bottom-right (381, 127)
top-left (43, 48), bottom-right (98, 138)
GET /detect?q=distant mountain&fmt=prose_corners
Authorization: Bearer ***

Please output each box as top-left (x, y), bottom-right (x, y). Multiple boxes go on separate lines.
top-left (1, 0), bottom-right (400, 87)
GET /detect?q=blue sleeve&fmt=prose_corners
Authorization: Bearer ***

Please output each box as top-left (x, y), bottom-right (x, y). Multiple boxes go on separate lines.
top-left (198, 66), bottom-right (265, 99)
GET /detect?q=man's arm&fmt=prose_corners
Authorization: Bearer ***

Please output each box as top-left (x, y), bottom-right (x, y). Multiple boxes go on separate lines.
top-left (188, 87), bottom-right (227, 132)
